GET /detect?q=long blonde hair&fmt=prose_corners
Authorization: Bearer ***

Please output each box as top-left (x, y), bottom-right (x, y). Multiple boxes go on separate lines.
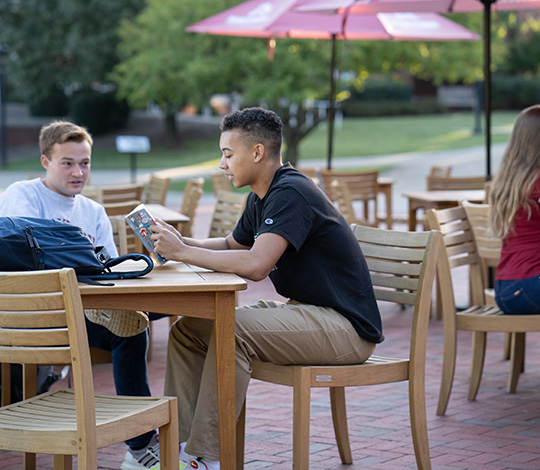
top-left (490, 105), bottom-right (540, 238)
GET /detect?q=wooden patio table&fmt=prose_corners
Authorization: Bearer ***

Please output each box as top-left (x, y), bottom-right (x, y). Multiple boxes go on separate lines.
top-left (79, 260), bottom-right (247, 470)
top-left (403, 189), bottom-right (485, 231)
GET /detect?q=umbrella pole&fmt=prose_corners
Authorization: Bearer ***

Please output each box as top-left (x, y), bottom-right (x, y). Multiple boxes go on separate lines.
top-left (482, 0), bottom-right (495, 181)
top-left (327, 34), bottom-right (337, 170)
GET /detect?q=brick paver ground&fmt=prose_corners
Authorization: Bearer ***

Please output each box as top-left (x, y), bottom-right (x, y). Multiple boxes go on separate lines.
top-left (1, 203), bottom-right (540, 470)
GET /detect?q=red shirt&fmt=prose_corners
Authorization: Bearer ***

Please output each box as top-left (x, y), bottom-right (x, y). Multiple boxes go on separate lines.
top-left (497, 176), bottom-right (540, 280)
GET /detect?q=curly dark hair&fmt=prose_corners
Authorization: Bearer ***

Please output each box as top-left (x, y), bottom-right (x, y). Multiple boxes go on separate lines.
top-left (220, 107), bottom-right (282, 159)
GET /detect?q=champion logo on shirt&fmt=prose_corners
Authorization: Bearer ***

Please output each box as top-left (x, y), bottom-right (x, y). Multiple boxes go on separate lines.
top-left (265, 218), bottom-right (274, 225)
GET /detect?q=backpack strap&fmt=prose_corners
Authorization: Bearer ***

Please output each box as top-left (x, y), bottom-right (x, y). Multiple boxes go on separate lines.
top-left (89, 253), bottom-right (154, 280)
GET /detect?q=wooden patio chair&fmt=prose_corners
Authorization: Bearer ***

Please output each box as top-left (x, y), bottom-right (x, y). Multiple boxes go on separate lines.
top-left (208, 190), bottom-right (247, 239)
top-left (425, 205), bottom-right (540, 416)
top-left (178, 177), bottom-right (204, 238)
top-left (0, 268), bottom-right (178, 470)
top-left (145, 174), bottom-right (170, 205)
top-left (319, 169), bottom-right (380, 227)
top-left (83, 183), bottom-right (144, 204)
top-left (102, 200), bottom-right (141, 216)
top-left (236, 225), bottom-right (441, 470)
top-left (426, 174), bottom-right (485, 191)
top-left (210, 171), bottom-right (232, 196)
top-left (329, 180), bottom-right (374, 226)
top-left (429, 165), bottom-right (452, 178)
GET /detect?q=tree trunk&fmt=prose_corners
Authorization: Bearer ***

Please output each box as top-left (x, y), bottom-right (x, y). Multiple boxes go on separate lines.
top-left (164, 112), bottom-right (179, 146)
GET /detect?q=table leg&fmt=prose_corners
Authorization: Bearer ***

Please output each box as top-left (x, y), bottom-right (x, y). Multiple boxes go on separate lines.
top-left (214, 291), bottom-right (237, 470)
top-left (408, 200), bottom-right (417, 231)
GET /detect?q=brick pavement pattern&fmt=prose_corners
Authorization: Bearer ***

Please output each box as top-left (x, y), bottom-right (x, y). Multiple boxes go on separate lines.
top-left (1, 207), bottom-right (540, 470)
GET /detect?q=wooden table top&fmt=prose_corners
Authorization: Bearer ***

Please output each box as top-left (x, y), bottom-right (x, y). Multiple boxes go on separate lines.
top-left (403, 189), bottom-right (485, 203)
top-left (145, 203), bottom-right (190, 224)
top-left (79, 260), bottom-right (246, 295)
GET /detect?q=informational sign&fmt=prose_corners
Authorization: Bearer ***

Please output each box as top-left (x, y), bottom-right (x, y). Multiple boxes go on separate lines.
top-left (115, 136), bottom-right (151, 182)
top-left (115, 135), bottom-right (151, 154)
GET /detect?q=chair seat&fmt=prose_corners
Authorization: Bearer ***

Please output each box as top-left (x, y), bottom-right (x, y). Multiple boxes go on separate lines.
top-left (457, 305), bottom-right (540, 332)
top-left (0, 388), bottom-right (174, 454)
top-left (252, 357), bottom-right (410, 388)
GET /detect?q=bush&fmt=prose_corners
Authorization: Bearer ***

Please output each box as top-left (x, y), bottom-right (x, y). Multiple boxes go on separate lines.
top-left (29, 86), bottom-right (69, 117)
top-left (70, 89), bottom-right (130, 135)
top-left (341, 98), bottom-right (446, 117)
top-left (491, 75), bottom-right (540, 110)
top-left (349, 79), bottom-right (413, 102)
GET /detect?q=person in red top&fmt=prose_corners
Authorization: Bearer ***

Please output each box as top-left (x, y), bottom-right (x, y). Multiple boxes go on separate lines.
top-left (490, 104), bottom-right (540, 313)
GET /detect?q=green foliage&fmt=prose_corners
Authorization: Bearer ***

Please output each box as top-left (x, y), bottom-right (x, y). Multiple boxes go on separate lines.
top-left (341, 99), bottom-right (446, 118)
top-left (491, 74), bottom-right (540, 110)
top-left (1, 0), bottom-right (144, 103)
top-left (70, 89), bottom-right (130, 135)
top-left (111, 0), bottom-right (254, 115)
top-left (29, 85), bottom-right (69, 117)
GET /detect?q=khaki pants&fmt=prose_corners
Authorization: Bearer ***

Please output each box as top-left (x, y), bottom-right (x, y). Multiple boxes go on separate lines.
top-left (164, 300), bottom-right (376, 460)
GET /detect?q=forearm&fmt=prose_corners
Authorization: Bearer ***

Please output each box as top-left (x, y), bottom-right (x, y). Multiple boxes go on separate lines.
top-left (170, 244), bottom-right (269, 281)
top-left (181, 236), bottom-right (230, 251)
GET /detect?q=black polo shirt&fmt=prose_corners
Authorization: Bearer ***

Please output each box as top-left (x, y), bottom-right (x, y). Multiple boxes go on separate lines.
top-left (232, 163), bottom-right (383, 344)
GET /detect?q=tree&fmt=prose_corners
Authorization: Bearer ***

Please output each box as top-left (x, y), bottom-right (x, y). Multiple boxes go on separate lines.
top-left (0, 0), bottom-right (144, 104)
top-left (111, 0), bottom-right (254, 145)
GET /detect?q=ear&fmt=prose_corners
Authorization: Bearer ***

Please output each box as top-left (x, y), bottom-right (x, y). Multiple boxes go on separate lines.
top-left (40, 154), bottom-right (50, 170)
top-left (253, 143), bottom-right (265, 163)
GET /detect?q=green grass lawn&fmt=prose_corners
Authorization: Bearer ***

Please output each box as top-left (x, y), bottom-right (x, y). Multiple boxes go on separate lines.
top-left (6, 111), bottom-right (518, 175)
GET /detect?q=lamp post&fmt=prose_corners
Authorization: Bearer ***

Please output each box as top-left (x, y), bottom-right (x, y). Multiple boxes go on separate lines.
top-left (0, 44), bottom-right (7, 168)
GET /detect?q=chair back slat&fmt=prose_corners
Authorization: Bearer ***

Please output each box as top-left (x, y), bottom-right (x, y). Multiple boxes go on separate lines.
top-left (84, 184), bottom-right (144, 204)
top-left (352, 224), bottom-right (441, 371)
top-left (145, 175), bottom-right (170, 205)
top-left (427, 175), bottom-right (485, 191)
top-left (210, 172), bottom-right (232, 196)
top-left (179, 177), bottom-right (204, 237)
top-left (208, 190), bottom-right (247, 238)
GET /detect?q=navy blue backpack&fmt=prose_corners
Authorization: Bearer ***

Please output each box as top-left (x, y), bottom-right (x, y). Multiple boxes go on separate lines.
top-left (0, 216), bottom-right (153, 283)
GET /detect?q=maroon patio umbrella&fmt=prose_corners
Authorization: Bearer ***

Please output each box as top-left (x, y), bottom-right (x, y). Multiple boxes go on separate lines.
top-left (187, 0), bottom-right (479, 168)
top-left (295, 0), bottom-right (540, 176)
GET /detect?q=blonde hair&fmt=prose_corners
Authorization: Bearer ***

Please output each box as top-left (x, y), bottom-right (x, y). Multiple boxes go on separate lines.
top-left (39, 120), bottom-right (93, 159)
top-left (490, 105), bottom-right (540, 238)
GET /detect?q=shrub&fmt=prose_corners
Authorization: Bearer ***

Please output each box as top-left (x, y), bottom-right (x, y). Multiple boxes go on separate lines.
top-left (491, 75), bottom-right (540, 110)
top-left (70, 89), bottom-right (130, 135)
top-left (29, 86), bottom-right (69, 117)
top-left (341, 98), bottom-right (446, 117)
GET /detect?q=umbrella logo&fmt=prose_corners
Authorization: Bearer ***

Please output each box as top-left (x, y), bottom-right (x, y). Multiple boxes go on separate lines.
top-left (226, 3), bottom-right (273, 25)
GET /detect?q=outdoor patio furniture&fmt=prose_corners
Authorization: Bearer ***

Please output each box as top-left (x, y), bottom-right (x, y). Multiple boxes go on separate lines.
top-left (426, 174), bottom-right (485, 191)
top-left (144, 174), bottom-right (170, 205)
top-left (0, 268), bottom-right (179, 470)
top-left (102, 200), bottom-right (141, 216)
top-left (210, 171), bottom-right (232, 196)
top-left (178, 177), bottom-right (204, 238)
top-left (83, 183), bottom-right (144, 204)
top-left (237, 225), bottom-right (441, 470)
top-left (319, 169), bottom-right (380, 228)
top-left (425, 205), bottom-right (540, 416)
top-left (208, 190), bottom-right (247, 238)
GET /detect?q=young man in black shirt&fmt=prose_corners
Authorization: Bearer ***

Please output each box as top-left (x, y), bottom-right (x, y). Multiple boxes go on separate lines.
top-left (150, 107), bottom-right (383, 470)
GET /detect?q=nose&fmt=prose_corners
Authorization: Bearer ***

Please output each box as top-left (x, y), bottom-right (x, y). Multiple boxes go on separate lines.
top-left (72, 165), bottom-right (84, 176)
top-left (218, 155), bottom-right (228, 170)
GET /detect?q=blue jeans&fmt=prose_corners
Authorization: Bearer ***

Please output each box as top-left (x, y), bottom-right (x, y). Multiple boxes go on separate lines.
top-left (495, 274), bottom-right (540, 314)
top-left (85, 318), bottom-right (155, 450)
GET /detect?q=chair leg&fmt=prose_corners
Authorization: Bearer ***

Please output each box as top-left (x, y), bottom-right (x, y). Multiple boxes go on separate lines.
top-left (53, 455), bottom-right (72, 470)
top-left (236, 401), bottom-right (246, 470)
top-left (158, 399), bottom-right (179, 470)
top-left (409, 368), bottom-right (432, 470)
top-left (23, 454), bottom-right (36, 470)
top-left (436, 324), bottom-right (457, 416)
top-left (507, 332), bottom-right (526, 393)
top-left (502, 332), bottom-right (511, 360)
top-left (329, 387), bottom-right (352, 464)
top-left (292, 368), bottom-right (311, 470)
top-left (468, 331), bottom-right (487, 401)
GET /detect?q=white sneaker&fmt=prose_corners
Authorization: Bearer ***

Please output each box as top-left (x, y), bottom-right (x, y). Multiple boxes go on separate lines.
top-left (179, 442), bottom-right (194, 470)
top-left (85, 309), bottom-right (149, 337)
top-left (121, 435), bottom-right (160, 470)
top-left (187, 457), bottom-right (220, 470)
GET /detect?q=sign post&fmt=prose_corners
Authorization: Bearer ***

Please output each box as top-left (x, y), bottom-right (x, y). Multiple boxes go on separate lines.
top-left (115, 135), bottom-right (151, 183)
